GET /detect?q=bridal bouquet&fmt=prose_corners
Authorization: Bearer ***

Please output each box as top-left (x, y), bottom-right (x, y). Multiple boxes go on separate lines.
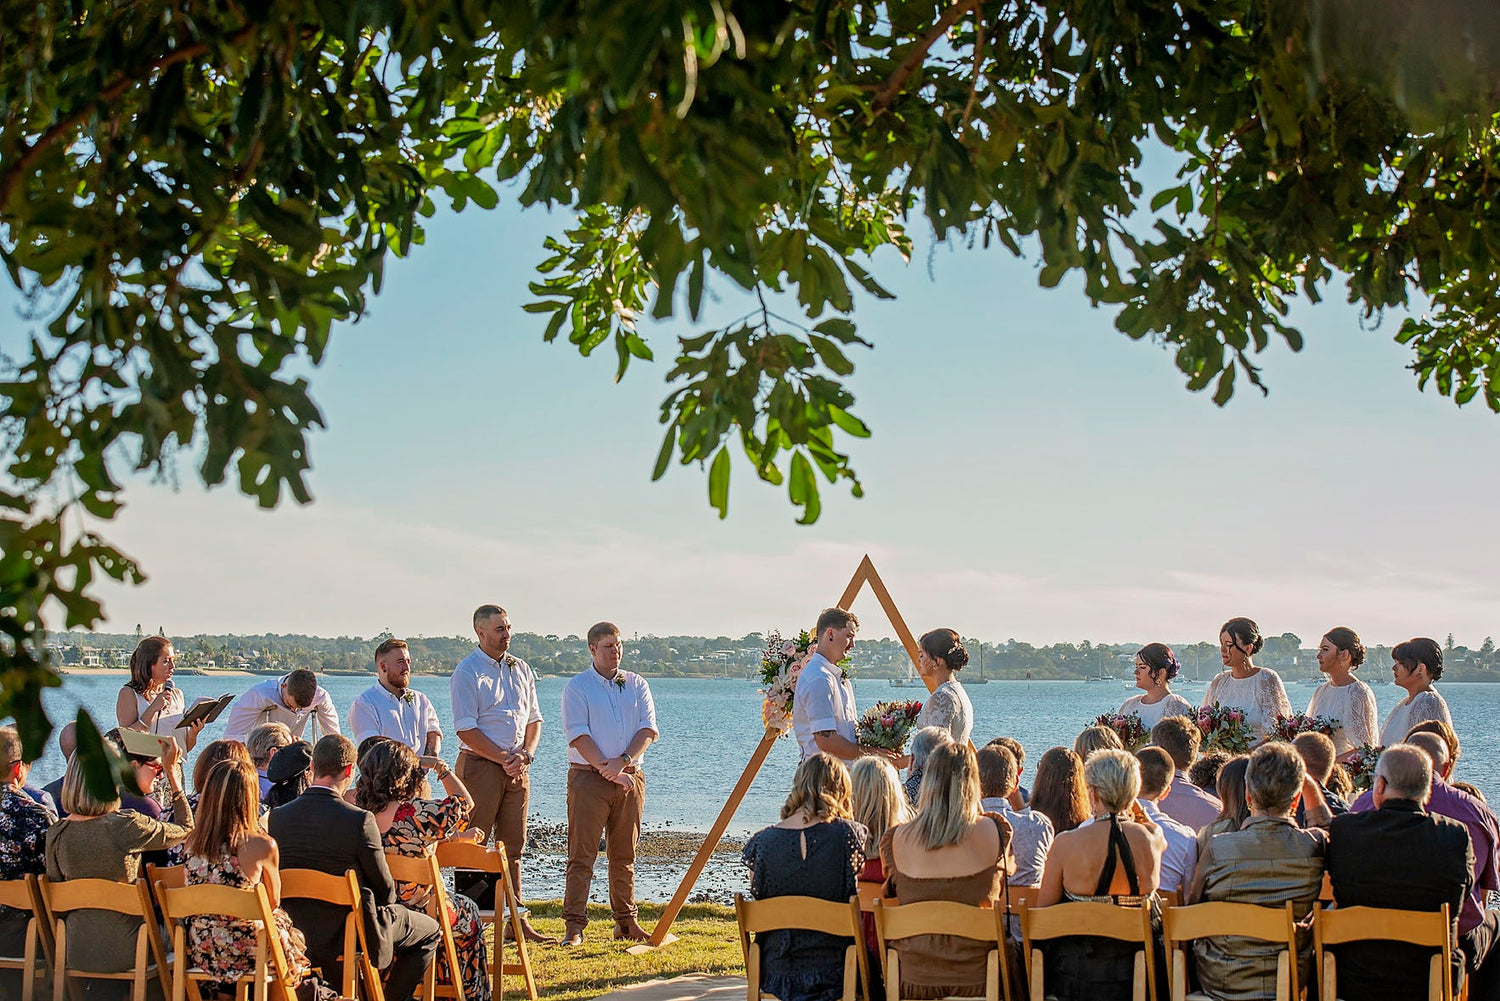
top-left (760, 630), bottom-right (813, 735)
top-left (1092, 712), bottom-right (1149, 750)
top-left (1195, 702), bottom-right (1254, 754)
top-left (1342, 744), bottom-right (1383, 792)
top-left (1267, 713), bottom-right (1342, 743)
top-left (857, 700), bottom-right (923, 751)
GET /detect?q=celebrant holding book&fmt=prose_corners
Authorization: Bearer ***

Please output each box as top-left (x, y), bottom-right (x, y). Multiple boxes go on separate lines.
top-left (791, 607), bottom-right (907, 766)
top-left (117, 636), bottom-right (203, 807)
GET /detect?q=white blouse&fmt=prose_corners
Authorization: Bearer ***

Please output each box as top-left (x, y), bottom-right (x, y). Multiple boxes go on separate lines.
top-left (1379, 688), bottom-right (1452, 747)
top-left (128, 686), bottom-right (186, 738)
top-left (1119, 692), bottom-right (1195, 732)
top-left (1305, 678), bottom-right (1378, 755)
top-left (914, 680), bottom-right (973, 746)
top-left (1202, 668), bottom-right (1292, 743)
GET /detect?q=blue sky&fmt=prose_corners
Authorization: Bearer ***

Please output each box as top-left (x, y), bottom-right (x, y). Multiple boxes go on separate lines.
top-left (34, 192), bottom-right (1500, 648)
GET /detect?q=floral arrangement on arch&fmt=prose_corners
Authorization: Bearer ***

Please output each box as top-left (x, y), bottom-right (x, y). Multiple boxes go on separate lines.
top-left (1196, 702), bottom-right (1254, 754)
top-left (857, 700), bottom-right (923, 751)
top-left (760, 630), bottom-right (814, 735)
top-left (1092, 712), bottom-right (1149, 750)
top-left (1267, 713), bottom-right (1342, 743)
top-left (1342, 744), bottom-right (1383, 792)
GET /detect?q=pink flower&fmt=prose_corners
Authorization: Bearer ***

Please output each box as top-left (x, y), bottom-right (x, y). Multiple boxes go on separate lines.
top-left (782, 641), bottom-right (797, 659)
top-left (1229, 710), bottom-right (1244, 722)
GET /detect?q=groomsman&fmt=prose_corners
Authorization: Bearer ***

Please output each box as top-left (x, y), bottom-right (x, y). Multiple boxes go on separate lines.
top-left (350, 638), bottom-right (441, 754)
top-left (223, 668), bottom-right (341, 742)
top-left (560, 622), bottom-right (658, 945)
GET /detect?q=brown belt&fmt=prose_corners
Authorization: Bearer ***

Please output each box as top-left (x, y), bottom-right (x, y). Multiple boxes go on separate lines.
top-left (569, 763), bottom-right (642, 774)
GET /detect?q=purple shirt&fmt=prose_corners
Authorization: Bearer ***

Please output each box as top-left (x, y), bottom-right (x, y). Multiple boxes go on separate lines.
top-left (1160, 774), bottom-right (1222, 832)
top-left (1351, 778), bottom-right (1500, 933)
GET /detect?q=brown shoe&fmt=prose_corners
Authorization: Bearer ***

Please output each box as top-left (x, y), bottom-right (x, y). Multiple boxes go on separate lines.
top-left (613, 919), bottom-right (650, 942)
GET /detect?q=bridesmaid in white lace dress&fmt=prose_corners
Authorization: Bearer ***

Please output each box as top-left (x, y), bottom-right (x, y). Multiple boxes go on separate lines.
top-left (1118, 643), bottom-right (1194, 731)
top-left (913, 629), bottom-right (974, 746)
top-left (1201, 617), bottom-right (1292, 744)
top-left (1306, 627), bottom-right (1377, 757)
top-left (1379, 637), bottom-right (1452, 747)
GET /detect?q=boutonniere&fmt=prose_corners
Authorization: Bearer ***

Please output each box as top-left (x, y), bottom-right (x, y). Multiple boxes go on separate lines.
top-left (399, 690), bottom-right (415, 705)
top-left (838, 659), bottom-right (852, 683)
top-left (611, 672), bottom-right (627, 690)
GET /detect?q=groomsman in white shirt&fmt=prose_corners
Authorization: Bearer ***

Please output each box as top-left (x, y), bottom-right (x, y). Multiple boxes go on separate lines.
top-left (223, 668), bottom-right (341, 742)
top-left (560, 622), bottom-right (658, 946)
top-left (349, 639), bottom-right (441, 754)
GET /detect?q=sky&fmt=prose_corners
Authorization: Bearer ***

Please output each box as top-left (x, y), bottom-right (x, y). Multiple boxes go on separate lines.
top-left (20, 186), bottom-right (1500, 650)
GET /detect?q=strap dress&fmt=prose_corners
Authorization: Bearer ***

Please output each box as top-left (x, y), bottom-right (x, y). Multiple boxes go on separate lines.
top-left (1043, 814), bottom-right (1161, 1001)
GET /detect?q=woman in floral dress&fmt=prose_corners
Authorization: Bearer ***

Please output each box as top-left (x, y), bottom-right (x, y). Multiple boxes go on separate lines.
top-left (183, 757), bottom-right (316, 998)
top-left (355, 740), bottom-right (490, 1001)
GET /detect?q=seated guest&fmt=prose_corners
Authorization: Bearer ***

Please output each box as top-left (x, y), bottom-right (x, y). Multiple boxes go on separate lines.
top-left (184, 758), bottom-right (321, 999)
top-left (1031, 747), bottom-right (1089, 834)
top-left (1291, 732), bottom-right (1348, 828)
top-left (904, 726), bottom-right (951, 806)
top-left (1134, 747), bottom-right (1197, 895)
top-left (850, 757), bottom-right (912, 973)
top-left (1151, 715), bottom-right (1222, 831)
top-left (270, 735), bottom-right (441, 1001)
top-left (1406, 719), bottom-right (1462, 774)
top-left (1189, 751), bottom-right (1229, 792)
top-left (223, 668), bottom-right (342, 743)
top-left (742, 753), bottom-right (868, 1001)
top-left (1037, 749), bottom-right (1163, 1001)
top-left (881, 742), bottom-right (1013, 1000)
top-left (977, 744), bottom-right (1052, 888)
top-left (44, 741), bottom-right (194, 977)
top-left (166, 738), bottom-right (254, 865)
top-left (1350, 731), bottom-right (1500, 996)
top-left (247, 722), bottom-right (293, 798)
top-left (1188, 742), bottom-right (1327, 1000)
top-left (39, 721), bottom-right (76, 808)
top-left (0, 726), bottom-right (55, 969)
top-left (263, 740), bottom-right (312, 810)
top-left (985, 736), bottom-right (1031, 806)
top-left (1453, 781), bottom-right (1488, 804)
top-left (1197, 756), bottom-right (1251, 850)
top-left (1327, 745), bottom-right (1472, 1001)
top-left (1073, 725), bottom-right (1124, 760)
top-left (350, 638), bottom-right (442, 755)
top-left (356, 739), bottom-right (490, 1001)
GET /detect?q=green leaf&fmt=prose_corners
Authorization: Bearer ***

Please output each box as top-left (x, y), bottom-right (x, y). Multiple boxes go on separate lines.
top-left (707, 447), bottom-right (730, 518)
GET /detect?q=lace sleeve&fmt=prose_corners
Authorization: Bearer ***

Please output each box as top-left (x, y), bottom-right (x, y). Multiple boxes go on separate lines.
top-left (1120, 694), bottom-right (1143, 715)
top-left (1203, 674), bottom-right (1224, 709)
top-left (920, 686), bottom-right (962, 737)
top-left (1259, 671), bottom-right (1292, 731)
top-left (1344, 682), bottom-right (1378, 749)
top-left (1407, 690), bottom-right (1452, 730)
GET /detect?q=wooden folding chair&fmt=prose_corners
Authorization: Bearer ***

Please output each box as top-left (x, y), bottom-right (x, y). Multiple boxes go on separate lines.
top-left (385, 851), bottom-right (466, 1001)
top-left (146, 863), bottom-right (186, 890)
top-left (156, 879), bottom-right (297, 1001)
top-left (279, 868), bottom-right (385, 1001)
top-left (874, 899), bottom-right (1002, 1001)
top-left (1020, 899), bottom-right (1157, 1001)
top-left (0, 875), bottom-right (52, 1001)
top-left (735, 893), bottom-right (869, 1001)
top-left (1315, 904), bottom-right (1455, 1001)
top-left (434, 839), bottom-right (537, 1001)
top-left (856, 880), bottom-right (885, 913)
top-left (1163, 900), bottom-right (1300, 1001)
top-left (41, 877), bottom-right (172, 1001)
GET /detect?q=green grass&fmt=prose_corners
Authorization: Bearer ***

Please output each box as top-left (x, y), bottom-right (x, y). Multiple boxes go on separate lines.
top-left (489, 901), bottom-right (744, 1001)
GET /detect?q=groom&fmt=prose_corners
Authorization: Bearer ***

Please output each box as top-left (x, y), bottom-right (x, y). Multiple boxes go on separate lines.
top-left (792, 607), bottom-right (903, 764)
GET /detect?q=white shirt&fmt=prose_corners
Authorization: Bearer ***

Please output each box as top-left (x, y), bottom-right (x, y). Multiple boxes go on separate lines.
top-left (349, 682), bottom-right (441, 752)
top-left (450, 647), bottom-right (543, 753)
top-left (1119, 692), bottom-right (1195, 732)
top-left (792, 653), bottom-right (857, 761)
top-left (1140, 797), bottom-right (1198, 893)
top-left (1305, 678), bottom-right (1378, 755)
top-left (222, 676), bottom-right (341, 742)
top-left (561, 668), bottom-right (658, 766)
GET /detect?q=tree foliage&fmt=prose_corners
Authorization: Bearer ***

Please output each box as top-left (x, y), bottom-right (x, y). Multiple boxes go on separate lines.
top-left (3, 0), bottom-right (1499, 767)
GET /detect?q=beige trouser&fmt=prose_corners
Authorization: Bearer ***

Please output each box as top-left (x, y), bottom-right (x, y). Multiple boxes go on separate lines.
top-left (456, 750), bottom-right (530, 897)
top-left (563, 766), bottom-right (645, 932)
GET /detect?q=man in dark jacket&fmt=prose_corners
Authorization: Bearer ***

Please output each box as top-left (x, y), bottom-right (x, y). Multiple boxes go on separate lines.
top-left (1327, 743), bottom-right (1473, 1001)
top-left (269, 734), bottom-right (441, 1001)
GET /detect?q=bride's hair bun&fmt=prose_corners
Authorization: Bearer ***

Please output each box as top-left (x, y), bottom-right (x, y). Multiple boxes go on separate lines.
top-left (919, 628), bottom-right (968, 671)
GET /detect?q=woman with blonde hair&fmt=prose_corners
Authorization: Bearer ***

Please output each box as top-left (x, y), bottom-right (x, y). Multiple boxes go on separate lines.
top-left (742, 753), bottom-right (868, 1001)
top-left (881, 742), bottom-right (1014, 1000)
top-left (1036, 749), bottom-right (1165, 1001)
top-left (850, 757), bottom-right (912, 965)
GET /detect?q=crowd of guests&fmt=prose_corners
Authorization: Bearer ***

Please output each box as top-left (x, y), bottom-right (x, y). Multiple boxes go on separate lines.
top-left (0, 606), bottom-right (658, 1000)
top-left (753, 607), bottom-right (1499, 1001)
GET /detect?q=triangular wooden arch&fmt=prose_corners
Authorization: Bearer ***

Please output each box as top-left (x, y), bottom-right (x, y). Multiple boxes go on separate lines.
top-left (639, 554), bottom-right (938, 950)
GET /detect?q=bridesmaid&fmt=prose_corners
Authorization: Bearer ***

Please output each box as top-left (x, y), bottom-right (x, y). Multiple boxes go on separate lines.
top-left (912, 629), bottom-right (974, 746)
top-left (1306, 627), bottom-right (1377, 756)
top-left (1378, 637), bottom-right (1452, 747)
top-left (1118, 643), bottom-right (1194, 730)
top-left (1201, 617), bottom-right (1292, 744)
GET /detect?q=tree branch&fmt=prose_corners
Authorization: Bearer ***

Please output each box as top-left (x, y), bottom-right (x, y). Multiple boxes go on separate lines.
top-left (872, 0), bottom-right (982, 113)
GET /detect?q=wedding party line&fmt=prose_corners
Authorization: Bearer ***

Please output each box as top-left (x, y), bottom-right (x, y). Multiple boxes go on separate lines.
top-left (1, 604), bottom-right (1495, 1001)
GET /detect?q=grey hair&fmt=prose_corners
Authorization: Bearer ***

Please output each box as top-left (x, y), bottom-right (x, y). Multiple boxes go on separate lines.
top-left (1246, 741), bottom-right (1305, 815)
top-left (1376, 744), bottom-right (1432, 804)
top-left (1084, 749), bottom-right (1141, 813)
top-left (909, 726), bottom-right (952, 770)
top-left (246, 722), bottom-right (293, 768)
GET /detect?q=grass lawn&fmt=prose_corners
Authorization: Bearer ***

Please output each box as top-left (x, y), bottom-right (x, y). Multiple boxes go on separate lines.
top-left (491, 901), bottom-right (745, 1001)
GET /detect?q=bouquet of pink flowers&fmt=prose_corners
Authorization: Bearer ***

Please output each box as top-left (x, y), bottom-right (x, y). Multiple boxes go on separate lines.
top-left (760, 630), bottom-right (813, 735)
top-left (1195, 702), bottom-right (1254, 754)
top-left (1092, 712), bottom-right (1149, 750)
top-left (857, 700), bottom-right (923, 751)
top-left (1343, 744), bottom-right (1383, 792)
top-left (1267, 713), bottom-right (1342, 743)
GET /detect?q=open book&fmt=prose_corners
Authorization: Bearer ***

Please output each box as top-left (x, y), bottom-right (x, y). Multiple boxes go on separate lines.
top-left (176, 693), bottom-right (235, 729)
top-left (118, 728), bottom-right (176, 758)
